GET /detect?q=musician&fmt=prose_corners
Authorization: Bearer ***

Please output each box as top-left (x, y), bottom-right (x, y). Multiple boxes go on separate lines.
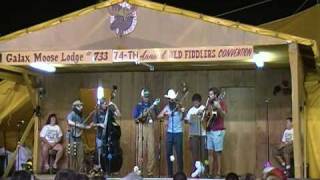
top-left (157, 89), bottom-right (184, 177)
top-left (93, 97), bottom-right (121, 170)
top-left (206, 87), bottom-right (227, 178)
top-left (40, 113), bottom-right (63, 172)
top-left (132, 89), bottom-right (157, 177)
top-left (184, 93), bottom-right (207, 175)
top-left (66, 100), bottom-right (92, 172)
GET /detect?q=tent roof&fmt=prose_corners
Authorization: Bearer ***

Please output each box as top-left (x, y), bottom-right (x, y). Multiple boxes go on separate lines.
top-left (0, 0), bottom-right (316, 49)
top-left (261, 4), bottom-right (320, 50)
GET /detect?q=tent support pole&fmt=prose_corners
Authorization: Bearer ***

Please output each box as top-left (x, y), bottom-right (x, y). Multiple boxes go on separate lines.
top-left (23, 73), bottom-right (40, 173)
top-left (289, 43), bottom-right (304, 178)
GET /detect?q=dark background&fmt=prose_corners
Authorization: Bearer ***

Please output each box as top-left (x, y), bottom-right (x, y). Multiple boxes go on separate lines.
top-left (0, 0), bottom-right (318, 36)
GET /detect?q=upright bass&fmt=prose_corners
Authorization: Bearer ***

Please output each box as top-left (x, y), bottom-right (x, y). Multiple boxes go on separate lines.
top-left (100, 85), bottom-right (123, 173)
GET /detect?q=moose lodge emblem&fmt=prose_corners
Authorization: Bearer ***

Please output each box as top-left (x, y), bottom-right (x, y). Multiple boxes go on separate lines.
top-left (109, 2), bottom-right (137, 36)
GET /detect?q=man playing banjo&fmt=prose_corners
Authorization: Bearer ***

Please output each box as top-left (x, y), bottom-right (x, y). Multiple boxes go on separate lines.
top-left (66, 100), bottom-right (92, 172)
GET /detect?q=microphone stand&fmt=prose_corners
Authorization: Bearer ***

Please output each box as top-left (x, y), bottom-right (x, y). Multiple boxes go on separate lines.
top-left (170, 107), bottom-right (174, 176)
top-left (158, 118), bottom-right (162, 178)
top-left (199, 109), bottom-right (203, 176)
top-left (202, 97), bottom-right (210, 176)
top-left (135, 119), bottom-right (139, 169)
top-left (3, 130), bottom-right (7, 168)
top-left (67, 129), bottom-right (71, 169)
top-left (16, 121), bottom-right (22, 171)
top-left (141, 118), bottom-right (144, 175)
top-left (265, 99), bottom-right (270, 162)
top-left (73, 118), bottom-right (78, 170)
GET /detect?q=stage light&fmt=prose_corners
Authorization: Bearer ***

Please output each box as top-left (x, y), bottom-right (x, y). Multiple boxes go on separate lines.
top-left (29, 63), bottom-right (56, 72)
top-left (253, 52), bottom-right (271, 68)
top-left (97, 86), bottom-right (104, 103)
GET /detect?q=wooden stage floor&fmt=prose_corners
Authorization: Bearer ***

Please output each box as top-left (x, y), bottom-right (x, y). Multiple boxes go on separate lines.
top-left (35, 174), bottom-right (224, 180)
top-left (34, 174), bottom-right (304, 180)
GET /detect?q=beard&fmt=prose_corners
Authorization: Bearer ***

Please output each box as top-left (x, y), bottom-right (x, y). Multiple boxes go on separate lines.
top-left (169, 101), bottom-right (176, 111)
top-left (73, 107), bottom-right (83, 117)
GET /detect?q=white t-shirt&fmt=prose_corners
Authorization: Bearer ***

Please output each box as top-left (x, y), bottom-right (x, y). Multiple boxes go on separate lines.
top-left (185, 105), bottom-right (206, 136)
top-left (281, 128), bottom-right (293, 143)
top-left (40, 124), bottom-right (63, 144)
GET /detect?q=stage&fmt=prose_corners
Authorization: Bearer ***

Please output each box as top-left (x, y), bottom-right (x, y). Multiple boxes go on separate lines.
top-left (35, 174), bottom-right (223, 180)
top-left (34, 174), bottom-right (305, 180)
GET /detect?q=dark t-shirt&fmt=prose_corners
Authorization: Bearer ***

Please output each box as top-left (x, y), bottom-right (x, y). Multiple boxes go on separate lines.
top-left (207, 100), bottom-right (227, 131)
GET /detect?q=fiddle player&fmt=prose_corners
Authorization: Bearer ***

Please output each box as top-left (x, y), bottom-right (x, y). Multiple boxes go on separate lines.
top-left (157, 89), bottom-right (184, 177)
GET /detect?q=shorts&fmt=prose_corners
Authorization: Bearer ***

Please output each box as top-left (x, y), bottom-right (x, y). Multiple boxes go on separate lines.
top-left (207, 130), bottom-right (225, 152)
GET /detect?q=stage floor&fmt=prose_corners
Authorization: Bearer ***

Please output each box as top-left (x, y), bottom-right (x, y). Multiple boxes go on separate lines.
top-left (35, 174), bottom-right (224, 180)
top-left (34, 174), bottom-right (304, 180)
top-left (36, 174), bottom-right (307, 180)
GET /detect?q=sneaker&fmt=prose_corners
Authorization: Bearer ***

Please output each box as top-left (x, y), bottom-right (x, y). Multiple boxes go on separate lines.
top-left (214, 174), bottom-right (223, 179)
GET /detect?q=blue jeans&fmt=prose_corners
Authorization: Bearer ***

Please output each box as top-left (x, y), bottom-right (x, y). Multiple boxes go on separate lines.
top-left (166, 132), bottom-right (183, 177)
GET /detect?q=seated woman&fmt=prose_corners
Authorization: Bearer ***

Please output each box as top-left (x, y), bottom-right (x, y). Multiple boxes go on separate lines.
top-left (40, 113), bottom-right (63, 172)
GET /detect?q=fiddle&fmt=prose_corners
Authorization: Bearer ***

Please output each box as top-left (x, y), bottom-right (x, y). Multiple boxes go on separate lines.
top-left (172, 82), bottom-right (189, 113)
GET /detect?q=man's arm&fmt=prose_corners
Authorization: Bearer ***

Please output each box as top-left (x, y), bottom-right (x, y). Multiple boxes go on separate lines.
top-left (132, 104), bottom-right (140, 120)
top-left (214, 101), bottom-right (226, 117)
top-left (183, 108), bottom-right (191, 123)
top-left (67, 119), bottom-right (91, 129)
top-left (157, 106), bottom-right (168, 119)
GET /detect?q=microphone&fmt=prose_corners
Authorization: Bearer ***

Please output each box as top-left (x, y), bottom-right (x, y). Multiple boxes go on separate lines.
top-left (170, 155), bottom-right (175, 162)
top-left (17, 120), bottom-right (25, 127)
top-left (265, 98), bottom-right (271, 103)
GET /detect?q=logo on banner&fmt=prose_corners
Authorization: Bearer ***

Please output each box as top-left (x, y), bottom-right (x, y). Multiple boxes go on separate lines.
top-left (108, 2), bottom-right (137, 36)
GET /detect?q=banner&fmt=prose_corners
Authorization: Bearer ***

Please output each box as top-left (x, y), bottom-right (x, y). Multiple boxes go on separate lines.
top-left (0, 46), bottom-right (253, 65)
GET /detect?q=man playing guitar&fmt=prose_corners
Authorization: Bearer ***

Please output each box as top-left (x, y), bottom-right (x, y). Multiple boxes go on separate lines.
top-left (205, 87), bottom-right (227, 178)
top-left (132, 89), bottom-right (159, 177)
top-left (66, 100), bottom-right (92, 172)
